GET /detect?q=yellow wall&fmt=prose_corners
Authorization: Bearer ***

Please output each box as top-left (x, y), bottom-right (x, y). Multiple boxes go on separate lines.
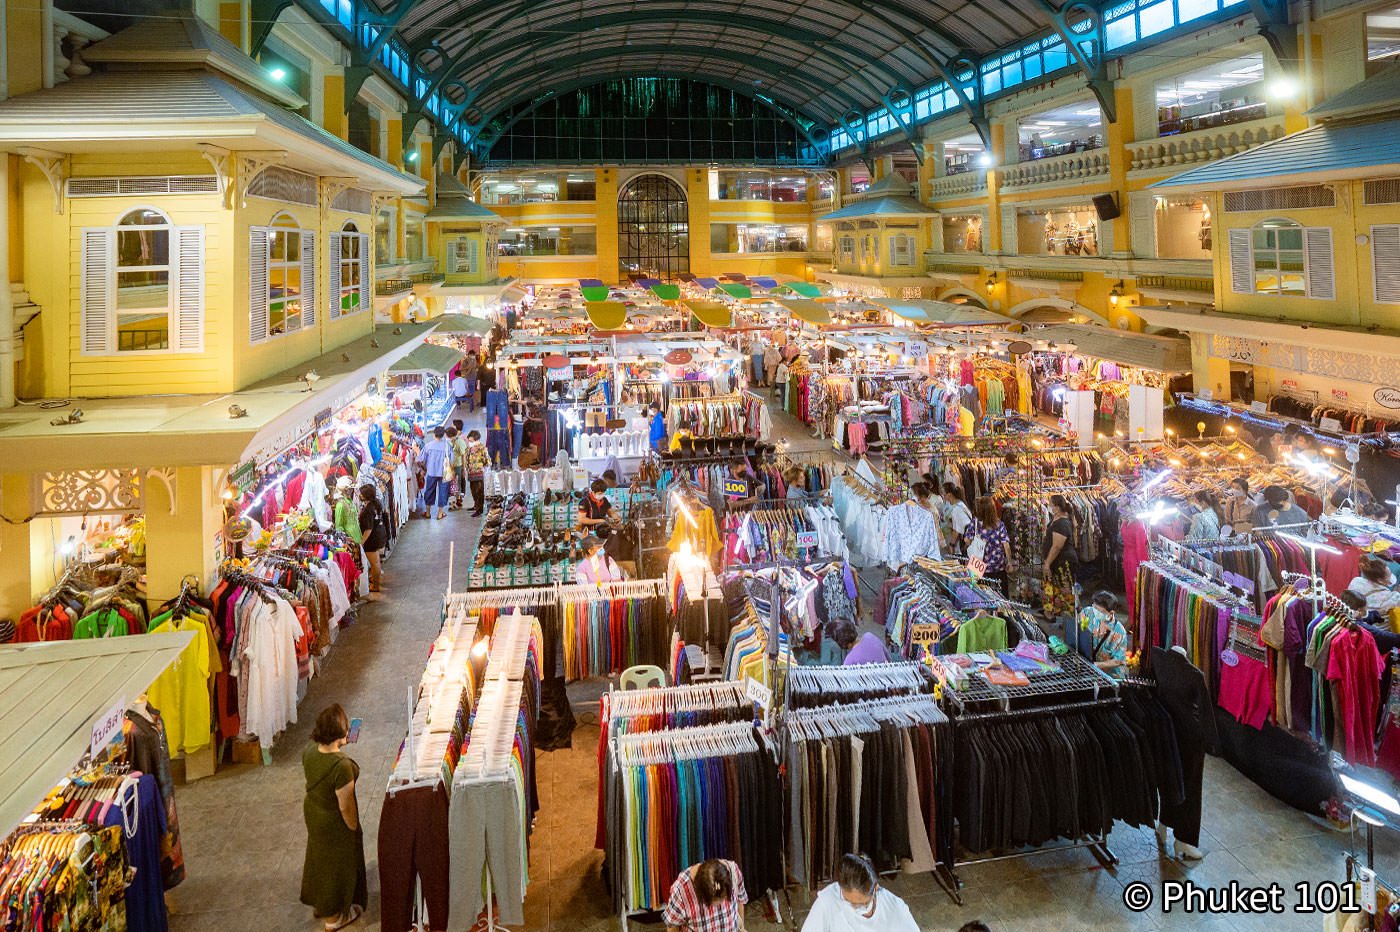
top-left (144, 466), bottom-right (226, 602)
top-left (594, 168), bottom-right (620, 283)
top-left (6, 0), bottom-right (44, 96)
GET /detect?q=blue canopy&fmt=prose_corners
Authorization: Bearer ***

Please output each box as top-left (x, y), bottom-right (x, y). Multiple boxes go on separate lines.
top-left (696, 277), bottom-right (720, 290)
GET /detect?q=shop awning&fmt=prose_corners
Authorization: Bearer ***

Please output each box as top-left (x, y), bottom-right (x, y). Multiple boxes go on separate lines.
top-left (637, 277), bottom-right (662, 289)
top-left (0, 632), bottom-right (195, 836)
top-left (778, 298), bottom-right (832, 326)
top-left (696, 277), bottom-right (720, 290)
top-left (1030, 324), bottom-right (1192, 372)
top-left (752, 277), bottom-right (779, 290)
top-left (649, 283), bottom-right (681, 301)
top-left (717, 283), bottom-right (752, 299)
top-left (873, 298), bottom-right (1007, 327)
top-left (428, 313), bottom-right (494, 336)
top-left (390, 343), bottom-right (465, 375)
top-left (586, 300), bottom-right (628, 330)
top-left (581, 285), bottom-right (610, 302)
top-left (684, 299), bottom-right (734, 328)
top-left (501, 284), bottom-right (529, 304)
top-left (778, 282), bottom-right (824, 298)
top-left (578, 278), bottom-right (604, 288)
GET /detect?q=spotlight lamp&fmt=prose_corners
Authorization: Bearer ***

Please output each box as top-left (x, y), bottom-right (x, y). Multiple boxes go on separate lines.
top-left (1109, 280), bottom-right (1125, 306)
top-left (985, 272), bottom-right (998, 295)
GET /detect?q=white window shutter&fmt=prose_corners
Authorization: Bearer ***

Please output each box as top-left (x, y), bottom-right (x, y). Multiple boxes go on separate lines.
top-left (1228, 229), bottom-right (1253, 294)
top-left (1304, 227), bottom-right (1335, 300)
top-left (301, 229), bottom-right (316, 328)
top-left (249, 226), bottom-right (270, 343)
top-left (327, 232), bottom-right (342, 319)
top-left (1128, 191), bottom-right (1156, 259)
top-left (173, 225), bottom-right (205, 352)
top-left (80, 228), bottom-right (114, 355)
top-left (358, 234), bottom-right (370, 314)
top-left (1372, 224), bottom-right (1400, 304)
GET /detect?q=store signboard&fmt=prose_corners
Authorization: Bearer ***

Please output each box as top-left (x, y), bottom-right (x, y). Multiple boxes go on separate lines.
top-left (90, 698), bottom-right (127, 759)
top-left (313, 407), bottom-right (333, 430)
top-left (230, 460), bottom-right (257, 494)
top-left (1332, 389), bottom-right (1349, 401)
top-left (1376, 388), bottom-right (1400, 410)
top-left (1281, 380), bottom-right (1297, 390)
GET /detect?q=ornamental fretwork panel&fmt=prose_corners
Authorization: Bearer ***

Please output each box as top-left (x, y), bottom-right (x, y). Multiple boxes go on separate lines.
top-left (37, 469), bottom-right (142, 516)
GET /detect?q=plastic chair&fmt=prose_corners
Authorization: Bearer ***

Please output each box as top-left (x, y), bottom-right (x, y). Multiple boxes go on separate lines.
top-left (620, 664), bottom-right (667, 691)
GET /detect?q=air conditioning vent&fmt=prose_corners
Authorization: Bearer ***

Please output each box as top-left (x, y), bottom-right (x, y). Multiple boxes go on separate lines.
top-left (332, 188), bottom-right (373, 215)
top-left (1222, 184), bottom-right (1335, 212)
top-left (246, 166), bottom-right (318, 206)
top-left (66, 176), bottom-right (220, 197)
top-left (1364, 178), bottom-right (1400, 206)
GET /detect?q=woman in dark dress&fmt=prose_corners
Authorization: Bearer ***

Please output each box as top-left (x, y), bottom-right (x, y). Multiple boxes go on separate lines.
top-left (301, 704), bottom-right (366, 930)
top-left (1041, 494), bottom-right (1078, 621)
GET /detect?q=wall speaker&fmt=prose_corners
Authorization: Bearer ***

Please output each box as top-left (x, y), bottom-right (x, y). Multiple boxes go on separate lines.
top-left (1092, 193), bottom-right (1121, 221)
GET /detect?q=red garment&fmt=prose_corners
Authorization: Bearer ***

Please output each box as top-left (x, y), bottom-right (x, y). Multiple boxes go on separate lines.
top-left (1326, 626), bottom-right (1383, 766)
top-left (1317, 543), bottom-right (1362, 599)
top-left (16, 607), bottom-right (42, 643)
top-left (1217, 653), bottom-right (1273, 729)
top-left (43, 605), bottom-right (72, 641)
top-left (283, 470), bottom-right (308, 513)
top-left (1121, 520), bottom-right (1151, 625)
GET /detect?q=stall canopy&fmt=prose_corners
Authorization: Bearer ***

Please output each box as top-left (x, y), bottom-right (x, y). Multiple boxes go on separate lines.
top-left (873, 298), bottom-right (1008, 327)
top-left (585, 300), bottom-right (628, 330)
top-left (696, 277), bottom-right (720, 290)
top-left (390, 343), bottom-right (465, 375)
top-left (427, 313), bottom-right (493, 336)
top-left (717, 283), bottom-right (753, 299)
top-left (648, 283), bottom-right (681, 301)
top-left (578, 278), bottom-right (604, 288)
top-left (778, 282), bottom-right (824, 298)
top-left (752, 277), bottom-right (779, 290)
top-left (0, 632), bottom-right (195, 836)
top-left (683, 299), bottom-right (734, 328)
top-left (581, 285), bottom-right (610, 302)
top-left (778, 298), bottom-right (832, 326)
top-left (1031, 324), bottom-right (1192, 372)
top-left (501, 284), bottom-right (529, 304)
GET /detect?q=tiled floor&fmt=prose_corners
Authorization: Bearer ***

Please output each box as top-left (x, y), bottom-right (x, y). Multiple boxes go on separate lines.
top-left (165, 404), bottom-right (1387, 931)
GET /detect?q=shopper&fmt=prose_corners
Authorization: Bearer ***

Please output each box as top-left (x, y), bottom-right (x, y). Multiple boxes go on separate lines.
top-left (762, 342), bottom-right (781, 387)
top-left (465, 430), bottom-right (488, 517)
top-left (1347, 558), bottom-right (1400, 614)
top-left (357, 485), bottom-right (387, 593)
top-left (461, 352), bottom-right (479, 413)
top-left (941, 483), bottom-right (974, 554)
top-left (1185, 490), bottom-right (1223, 541)
top-left (578, 478), bottom-right (616, 538)
top-left (664, 858), bottom-right (747, 932)
top-left (649, 402), bottom-right (669, 452)
top-left (1253, 485), bottom-right (1309, 528)
top-left (968, 498), bottom-right (1012, 594)
top-left (448, 421), bottom-right (468, 509)
top-left (301, 704), bottom-right (366, 931)
top-left (784, 466), bottom-right (811, 501)
top-left (419, 425), bottom-right (451, 520)
top-left (332, 477), bottom-right (362, 545)
top-left (1078, 591), bottom-right (1127, 677)
top-left (826, 619), bottom-right (888, 665)
top-left (450, 368), bottom-right (469, 413)
top-left (576, 535), bottom-right (625, 585)
top-left (801, 854), bottom-right (918, 932)
top-left (1222, 477), bottom-right (1254, 535)
top-left (957, 924), bottom-right (992, 932)
top-left (1041, 494), bottom-right (1078, 621)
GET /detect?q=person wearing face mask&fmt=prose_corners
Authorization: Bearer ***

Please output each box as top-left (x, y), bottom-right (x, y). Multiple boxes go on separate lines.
top-left (1185, 490), bottom-right (1223, 541)
top-left (1347, 558), bottom-right (1400, 614)
top-left (801, 854), bottom-right (918, 932)
top-left (577, 478), bottom-right (616, 539)
top-left (1222, 477), bottom-right (1254, 535)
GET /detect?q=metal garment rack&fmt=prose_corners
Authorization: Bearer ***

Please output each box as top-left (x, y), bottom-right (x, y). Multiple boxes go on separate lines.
top-left (937, 654), bottom-right (1125, 888)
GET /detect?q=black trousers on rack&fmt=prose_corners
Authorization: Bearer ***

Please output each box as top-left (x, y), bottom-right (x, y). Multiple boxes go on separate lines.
top-left (1159, 734), bottom-right (1205, 847)
top-left (378, 784), bottom-right (451, 932)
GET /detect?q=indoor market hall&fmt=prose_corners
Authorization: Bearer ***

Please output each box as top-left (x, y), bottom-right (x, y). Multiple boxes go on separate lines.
top-left (2, 1), bottom-right (1400, 931)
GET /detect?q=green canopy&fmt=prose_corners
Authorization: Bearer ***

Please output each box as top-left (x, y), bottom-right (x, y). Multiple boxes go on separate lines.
top-left (779, 282), bottom-right (823, 298)
top-left (427, 313), bottom-right (494, 336)
top-left (581, 285), bottom-right (611, 302)
top-left (649, 283), bottom-right (681, 301)
top-left (391, 343), bottom-right (466, 375)
top-left (717, 283), bottom-right (752, 299)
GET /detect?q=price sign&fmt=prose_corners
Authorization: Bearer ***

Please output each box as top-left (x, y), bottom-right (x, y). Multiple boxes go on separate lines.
top-left (1333, 389), bottom-right (1349, 401)
top-left (745, 676), bottom-right (771, 712)
top-left (1282, 379), bottom-right (1297, 390)
top-left (723, 478), bottom-right (750, 498)
top-left (796, 530), bottom-right (819, 549)
top-left (966, 555), bottom-right (987, 578)
top-left (1222, 570), bottom-right (1255, 595)
top-left (1320, 417), bottom-right (1343, 432)
top-left (90, 698), bottom-right (128, 759)
top-left (1249, 401), bottom-right (1268, 413)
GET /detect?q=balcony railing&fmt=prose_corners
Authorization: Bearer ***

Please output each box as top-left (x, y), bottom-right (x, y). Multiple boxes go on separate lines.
top-left (411, 271), bottom-right (446, 285)
top-left (927, 260), bottom-right (982, 275)
top-left (1125, 116), bottom-right (1286, 175)
top-left (1137, 274), bottom-right (1213, 293)
top-left (375, 257), bottom-right (437, 278)
top-left (375, 279), bottom-right (413, 296)
top-left (1008, 268), bottom-right (1085, 283)
top-left (1000, 149), bottom-right (1111, 190)
top-left (929, 173), bottom-right (987, 200)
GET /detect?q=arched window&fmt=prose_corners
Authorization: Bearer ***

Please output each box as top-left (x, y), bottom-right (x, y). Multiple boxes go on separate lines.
top-left (79, 208), bottom-right (204, 355)
top-left (338, 221), bottom-right (364, 315)
top-left (1231, 217), bottom-right (1334, 299)
top-left (114, 208), bottom-right (172, 351)
top-left (250, 212), bottom-right (315, 342)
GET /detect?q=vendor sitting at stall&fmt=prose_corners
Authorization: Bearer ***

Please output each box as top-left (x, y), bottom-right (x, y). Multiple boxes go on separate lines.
top-left (578, 478), bottom-right (617, 538)
top-left (576, 535), bottom-right (626, 585)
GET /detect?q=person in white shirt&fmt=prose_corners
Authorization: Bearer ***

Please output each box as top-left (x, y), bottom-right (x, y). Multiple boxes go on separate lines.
top-left (801, 854), bottom-right (918, 932)
top-left (941, 483), bottom-right (974, 556)
top-left (451, 373), bottom-right (469, 410)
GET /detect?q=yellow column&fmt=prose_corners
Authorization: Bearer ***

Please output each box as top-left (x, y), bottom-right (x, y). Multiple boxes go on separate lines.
top-left (419, 141), bottom-right (434, 202)
top-left (322, 71), bottom-right (348, 141)
top-left (873, 155), bottom-right (893, 182)
top-left (6, 0), bottom-right (44, 96)
top-left (686, 167), bottom-right (712, 278)
top-left (986, 122), bottom-right (1005, 254)
top-left (0, 472), bottom-right (37, 617)
top-left (1106, 85), bottom-right (1134, 257)
top-left (595, 168), bottom-right (619, 284)
top-left (386, 118), bottom-right (404, 167)
top-left (1190, 333), bottom-right (1233, 400)
top-left (144, 466), bottom-right (227, 604)
top-left (917, 141), bottom-right (935, 202)
top-left (217, 2), bottom-right (244, 49)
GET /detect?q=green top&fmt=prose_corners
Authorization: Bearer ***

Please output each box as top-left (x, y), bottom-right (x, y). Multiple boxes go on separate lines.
top-left (334, 497), bottom-right (362, 544)
top-left (955, 613), bottom-right (1009, 654)
top-left (74, 607), bottom-right (129, 639)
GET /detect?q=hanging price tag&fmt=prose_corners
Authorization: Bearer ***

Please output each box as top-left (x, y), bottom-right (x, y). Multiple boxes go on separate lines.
top-left (1222, 570), bottom-right (1255, 595)
top-left (90, 698), bottom-right (128, 759)
top-left (723, 478), bottom-right (750, 498)
top-left (966, 555), bottom-right (987, 578)
top-left (744, 677), bottom-right (771, 712)
top-left (796, 530), bottom-right (819, 549)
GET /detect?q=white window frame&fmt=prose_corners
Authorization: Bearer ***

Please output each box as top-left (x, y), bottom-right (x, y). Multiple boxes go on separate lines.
top-left (839, 235), bottom-right (855, 263)
top-left (335, 221), bottom-right (368, 317)
top-left (81, 206), bottom-right (204, 356)
top-left (1234, 217), bottom-right (1333, 300)
top-left (267, 213), bottom-right (308, 337)
top-left (889, 233), bottom-right (915, 267)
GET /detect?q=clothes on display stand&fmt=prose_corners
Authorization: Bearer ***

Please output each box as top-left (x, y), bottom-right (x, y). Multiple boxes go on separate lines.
top-left (723, 501), bottom-right (847, 565)
top-left (666, 395), bottom-right (747, 437)
top-left (559, 580), bottom-right (670, 681)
